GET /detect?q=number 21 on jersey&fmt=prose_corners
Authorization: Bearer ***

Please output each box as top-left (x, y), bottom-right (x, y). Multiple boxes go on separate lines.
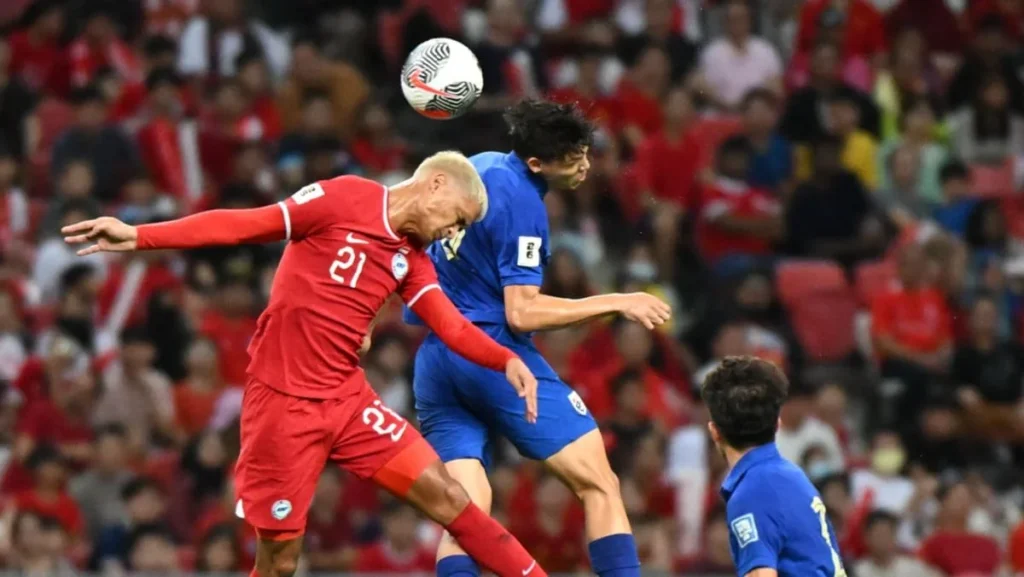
top-left (811, 496), bottom-right (847, 577)
top-left (330, 234), bottom-right (369, 287)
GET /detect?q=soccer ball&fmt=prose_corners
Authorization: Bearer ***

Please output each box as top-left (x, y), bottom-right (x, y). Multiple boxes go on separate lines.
top-left (401, 38), bottom-right (484, 120)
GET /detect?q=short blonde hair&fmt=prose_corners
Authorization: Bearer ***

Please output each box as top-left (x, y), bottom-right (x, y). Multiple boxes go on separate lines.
top-left (415, 150), bottom-right (488, 220)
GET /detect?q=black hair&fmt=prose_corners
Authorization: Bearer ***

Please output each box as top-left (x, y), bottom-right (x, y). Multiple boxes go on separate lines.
top-left (69, 85), bottom-right (104, 106)
top-left (82, 1), bottom-right (116, 21)
top-left (59, 263), bottom-right (96, 293)
top-left (119, 325), bottom-right (151, 346)
top-left (740, 87), bottom-right (779, 111)
top-left (18, 0), bottom-right (63, 29)
top-left (863, 510), bottom-right (899, 532)
top-left (145, 66), bottom-right (182, 92)
top-left (234, 48), bottom-right (265, 71)
top-left (95, 422), bottom-right (128, 442)
top-left (121, 476), bottom-right (162, 502)
top-left (59, 197), bottom-right (98, 219)
top-left (503, 99), bottom-right (594, 162)
top-left (977, 14), bottom-right (1006, 37)
top-left (938, 159), bottom-right (970, 184)
top-left (127, 523), bottom-right (176, 558)
top-left (610, 368), bottom-right (644, 399)
top-left (142, 35), bottom-right (177, 59)
top-left (700, 356), bottom-right (788, 450)
top-left (301, 87), bottom-right (332, 107)
top-left (26, 444), bottom-right (64, 471)
top-left (716, 135), bottom-right (753, 164)
top-left (291, 30), bottom-right (321, 51)
top-left (814, 133), bottom-right (844, 153)
top-left (306, 135), bottom-right (342, 156)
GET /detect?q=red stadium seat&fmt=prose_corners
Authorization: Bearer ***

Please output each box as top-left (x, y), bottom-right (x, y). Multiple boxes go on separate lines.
top-left (775, 259), bottom-right (847, 309)
top-left (789, 289), bottom-right (858, 362)
top-left (969, 161), bottom-right (1015, 197)
top-left (854, 260), bottom-right (898, 307)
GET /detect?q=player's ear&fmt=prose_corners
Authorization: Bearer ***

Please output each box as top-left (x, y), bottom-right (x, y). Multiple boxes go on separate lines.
top-left (707, 421), bottom-right (719, 444)
top-left (525, 157), bottom-right (543, 174)
top-left (431, 172), bottom-right (447, 192)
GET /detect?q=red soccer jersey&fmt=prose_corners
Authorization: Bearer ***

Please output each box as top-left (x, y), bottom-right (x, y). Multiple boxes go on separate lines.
top-left (695, 177), bottom-right (780, 263)
top-left (246, 176), bottom-right (440, 399)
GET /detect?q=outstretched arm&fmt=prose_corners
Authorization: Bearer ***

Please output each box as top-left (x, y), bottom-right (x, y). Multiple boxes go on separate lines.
top-left (504, 285), bottom-right (672, 333)
top-left (409, 286), bottom-right (538, 422)
top-left (62, 204), bottom-right (288, 254)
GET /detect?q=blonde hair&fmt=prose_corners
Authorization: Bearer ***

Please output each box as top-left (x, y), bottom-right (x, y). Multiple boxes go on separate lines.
top-left (415, 151), bottom-right (488, 220)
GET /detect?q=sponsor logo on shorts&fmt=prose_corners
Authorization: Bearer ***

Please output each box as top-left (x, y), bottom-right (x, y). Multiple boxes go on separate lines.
top-left (567, 391), bottom-right (588, 416)
top-left (392, 253), bottom-right (409, 280)
top-left (271, 499), bottom-right (293, 520)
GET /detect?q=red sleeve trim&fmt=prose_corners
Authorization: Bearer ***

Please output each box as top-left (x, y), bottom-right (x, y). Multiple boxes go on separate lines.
top-left (410, 289), bottom-right (516, 372)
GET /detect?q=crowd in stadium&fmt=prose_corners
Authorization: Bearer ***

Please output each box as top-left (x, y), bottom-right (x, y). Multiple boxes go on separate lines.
top-left (0, 0), bottom-right (1022, 575)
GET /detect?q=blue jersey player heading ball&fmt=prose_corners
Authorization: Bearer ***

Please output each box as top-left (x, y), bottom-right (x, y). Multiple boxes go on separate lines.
top-left (405, 100), bottom-right (672, 577)
top-left (702, 356), bottom-right (848, 577)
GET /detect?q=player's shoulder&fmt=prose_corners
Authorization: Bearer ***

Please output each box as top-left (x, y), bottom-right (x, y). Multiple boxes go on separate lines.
top-left (317, 174), bottom-right (384, 197)
top-left (731, 458), bottom-right (814, 507)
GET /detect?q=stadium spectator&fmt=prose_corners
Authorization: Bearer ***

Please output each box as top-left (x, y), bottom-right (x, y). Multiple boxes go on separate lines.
top-left (353, 501), bottom-right (436, 574)
top-left (947, 14), bottom-right (1024, 114)
top-left (932, 160), bottom-right (978, 237)
top-left (614, 43), bottom-right (670, 149)
top-left (126, 523), bottom-right (180, 572)
top-left (696, 0), bottom-right (782, 112)
top-left (823, 91), bottom-right (879, 190)
top-left (67, 3), bottom-right (142, 90)
top-left (6, 0), bottom-right (65, 96)
top-left (794, 0), bottom-right (887, 63)
top-left (14, 445), bottom-right (83, 538)
top-left (509, 475), bottom-right (586, 573)
top-left (949, 74), bottom-right (1024, 166)
top-left (776, 384), bottom-right (845, 475)
top-left (67, 424), bottom-right (132, 538)
top-left (617, 0), bottom-right (696, 85)
top-left (855, 511), bottom-right (938, 577)
top-left (740, 88), bottom-right (793, 196)
top-left (8, 512), bottom-right (76, 576)
top-left (918, 481), bottom-right (1002, 576)
top-left (195, 523), bottom-right (242, 572)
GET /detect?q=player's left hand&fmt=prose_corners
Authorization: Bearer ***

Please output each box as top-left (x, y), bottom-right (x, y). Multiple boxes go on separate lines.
top-left (504, 358), bottom-right (538, 424)
top-left (62, 216), bottom-right (138, 255)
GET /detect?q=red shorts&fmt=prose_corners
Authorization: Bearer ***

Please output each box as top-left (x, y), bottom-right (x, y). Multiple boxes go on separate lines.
top-left (234, 374), bottom-right (437, 533)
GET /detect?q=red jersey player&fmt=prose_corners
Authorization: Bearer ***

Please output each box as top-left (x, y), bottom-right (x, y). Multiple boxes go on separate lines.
top-left (62, 152), bottom-right (548, 577)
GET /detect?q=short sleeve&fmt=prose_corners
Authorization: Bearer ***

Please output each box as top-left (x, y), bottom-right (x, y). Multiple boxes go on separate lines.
top-left (399, 250), bottom-right (442, 307)
top-left (279, 182), bottom-right (337, 241)
top-left (485, 187), bottom-right (549, 288)
top-left (726, 489), bottom-right (783, 575)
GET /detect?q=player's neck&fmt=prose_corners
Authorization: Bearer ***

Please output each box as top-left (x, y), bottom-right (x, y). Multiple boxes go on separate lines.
top-left (385, 180), bottom-right (422, 237)
top-left (722, 445), bottom-right (750, 469)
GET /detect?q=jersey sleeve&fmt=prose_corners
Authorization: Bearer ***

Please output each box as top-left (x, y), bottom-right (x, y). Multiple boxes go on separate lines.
top-left (483, 178), bottom-right (548, 288)
top-left (279, 181), bottom-right (341, 241)
top-left (398, 250), bottom-right (442, 307)
top-left (726, 488), bottom-right (784, 575)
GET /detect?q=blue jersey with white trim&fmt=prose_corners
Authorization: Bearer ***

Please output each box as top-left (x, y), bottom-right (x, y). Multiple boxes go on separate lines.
top-left (721, 443), bottom-right (847, 577)
top-left (403, 152), bottom-right (549, 335)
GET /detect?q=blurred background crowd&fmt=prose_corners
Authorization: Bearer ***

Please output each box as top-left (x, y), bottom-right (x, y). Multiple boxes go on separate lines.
top-left (0, 0), bottom-right (1022, 575)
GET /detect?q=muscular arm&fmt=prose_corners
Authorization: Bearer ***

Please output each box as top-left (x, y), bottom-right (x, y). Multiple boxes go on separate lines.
top-left (136, 204), bottom-right (288, 250)
top-left (503, 284), bottom-right (624, 333)
top-left (411, 288), bottom-right (516, 371)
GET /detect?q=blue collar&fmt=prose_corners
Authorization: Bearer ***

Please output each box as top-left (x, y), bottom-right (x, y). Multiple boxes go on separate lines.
top-left (506, 152), bottom-right (549, 198)
top-left (720, 442), bottom-right (781, 500)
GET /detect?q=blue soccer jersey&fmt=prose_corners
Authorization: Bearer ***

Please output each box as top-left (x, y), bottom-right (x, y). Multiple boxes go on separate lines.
top-left (404, 151), bottom-right (597, 466)
top-left (721, 443), bottom-right (847, 577)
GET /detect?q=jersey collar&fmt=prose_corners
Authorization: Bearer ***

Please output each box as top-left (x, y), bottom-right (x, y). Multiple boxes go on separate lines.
top-left (720, 442), bottom-right (781, 500)
top-left (507, 152), bottom-right (549, 198)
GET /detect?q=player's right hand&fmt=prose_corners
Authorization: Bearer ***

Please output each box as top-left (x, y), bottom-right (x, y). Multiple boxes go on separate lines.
top-left (62, 217), bottom-right (139, 256)
top-left (504, 358), bottom-right (538, 424)
top-left (617, 292), bottom-right (672, 329)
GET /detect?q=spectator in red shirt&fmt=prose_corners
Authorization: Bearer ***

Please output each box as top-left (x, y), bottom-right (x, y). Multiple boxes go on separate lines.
top-left (15, 445), bottom-right (84, 539)
top-left (354, 501), bottom-right (435, 574)
top-left (173, 338), bottom-right (224, 439)
top-left (135, 68), bottom-right (189, 199)
top-left (547, 47), bottom-right (616, 128)
top-left (695, 135), bottom-right (782, 273)
top-left (1010, 519), bottom-right (1024, 574)
top-left (614, 44), bottom-right (670, 150)
top-left (633, 86), bottom-right (700, 215)
top-left (603, 369), bottom-right (656, 471)
top-left (235, 49), bottom-right (282, 143)
top-left (680, 507), bottom-right (734, 573)
top-left (918, 481), bottom-right (1002, 576)
top-left (795, 0), bottom-right (887, 65)
top-left (7, 0), bottom-right (66, 95)
top-left (305, 467), bottom-right (358, 571)
top-left (350, 103), bottom-right (408, 178)
top-left (67, 4), bottom-right (141, 89)
top-left (509, 475), bottom-right (587, 573)
top-left (871, 243), bottom-right (954, 438)
top-left (199, 275), bottom-right (256, 388)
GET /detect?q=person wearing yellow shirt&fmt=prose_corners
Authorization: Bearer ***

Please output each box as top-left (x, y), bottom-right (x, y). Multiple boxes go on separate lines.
top-left (795, 92), bottom-right (880, 190)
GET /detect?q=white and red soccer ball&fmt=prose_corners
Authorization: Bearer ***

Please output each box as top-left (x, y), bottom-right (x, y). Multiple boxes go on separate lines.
top-left (401, 38), bottom-right (484, 120)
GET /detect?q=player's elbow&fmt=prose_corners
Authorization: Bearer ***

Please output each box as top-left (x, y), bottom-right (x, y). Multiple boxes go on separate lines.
top-left (505, 307), bottom-right (531, 333)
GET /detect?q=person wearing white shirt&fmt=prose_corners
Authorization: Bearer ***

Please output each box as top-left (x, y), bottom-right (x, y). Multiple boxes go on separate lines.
top-left (851, 431), bottom-right (916, 514)
top-left (775, 385), bottom-right (846, 472)
top-left (696, 0), bottom-right (782, 111)
top-left (856, 511), bottom-right (938, 577)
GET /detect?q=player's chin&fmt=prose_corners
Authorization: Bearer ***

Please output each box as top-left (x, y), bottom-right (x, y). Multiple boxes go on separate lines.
top-left (568, 174), bottom-right (588, 189)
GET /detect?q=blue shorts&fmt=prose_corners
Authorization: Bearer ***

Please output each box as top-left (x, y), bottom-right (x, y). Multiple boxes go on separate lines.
top-left (413, 324), bottom-right (598, 467)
